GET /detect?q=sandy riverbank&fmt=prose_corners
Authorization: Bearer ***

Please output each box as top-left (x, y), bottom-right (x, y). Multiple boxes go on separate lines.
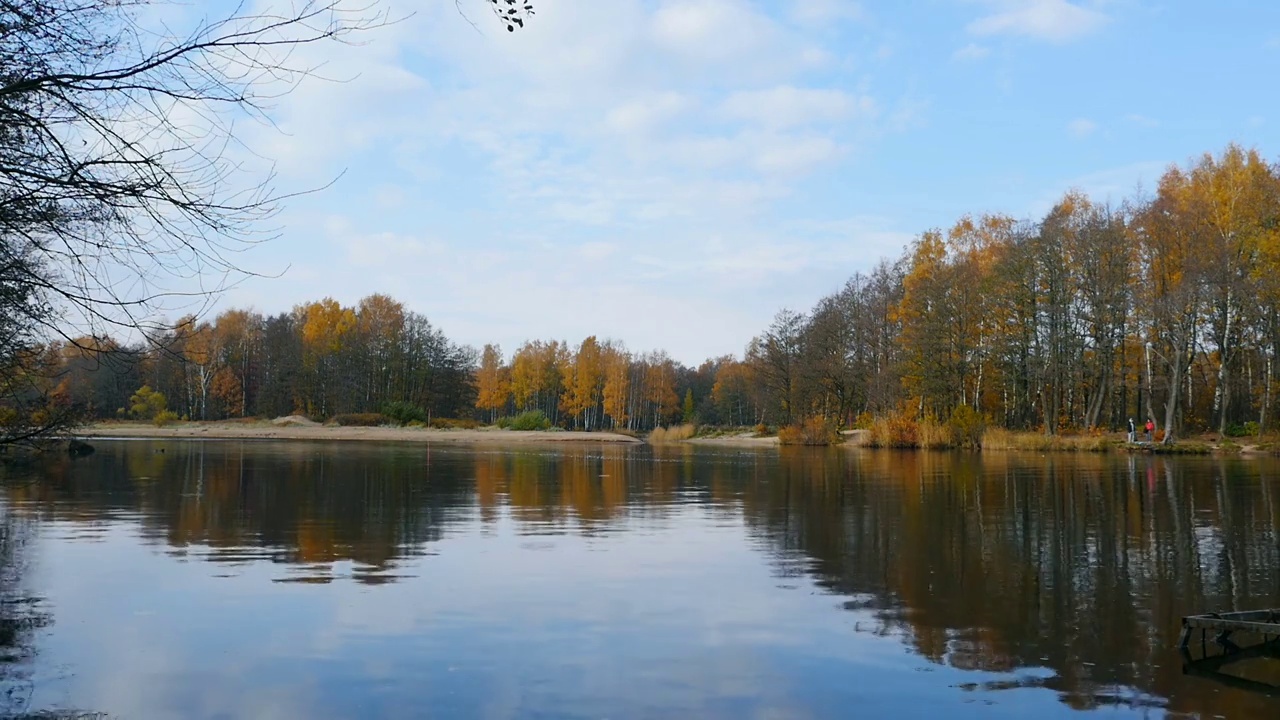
top-left (685, 433), bottom-right (781, 447)
top-left (78, 421), bottom-right (643, 445)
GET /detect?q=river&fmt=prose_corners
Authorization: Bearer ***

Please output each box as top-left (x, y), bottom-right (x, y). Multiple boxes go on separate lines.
top-left (0, 440), bottom-right (1277, 718)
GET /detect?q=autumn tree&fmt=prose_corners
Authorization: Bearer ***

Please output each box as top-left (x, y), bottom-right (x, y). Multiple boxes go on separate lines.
top-left (476, 344), bottom-right (511, 422)
top-left (563, 337), bottom-right (604, 430)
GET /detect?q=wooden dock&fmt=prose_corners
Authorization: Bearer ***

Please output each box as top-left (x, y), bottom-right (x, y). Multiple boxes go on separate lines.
top-left (1180, 609), bottom-right (1280, 656)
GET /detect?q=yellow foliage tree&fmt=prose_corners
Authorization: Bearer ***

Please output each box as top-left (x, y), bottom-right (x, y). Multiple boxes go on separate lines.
top-left (476, 344), bottom-right (510, 422)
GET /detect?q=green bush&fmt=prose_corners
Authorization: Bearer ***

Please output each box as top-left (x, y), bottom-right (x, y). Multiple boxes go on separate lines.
top-left (153, 410), bottom-right (180, 427)
top-left (495, 416), bottom-right (513, 429)
top-left (1225, 421), bottom-right (1260, 437)
top-left (383, 401), bottom-right (428, 426)
top-left (332, 413), bottom-right (387, 427)
top-left (508, 410), bottom-right (551, 431)
top-left (947, 405), bottom-right (986, 449)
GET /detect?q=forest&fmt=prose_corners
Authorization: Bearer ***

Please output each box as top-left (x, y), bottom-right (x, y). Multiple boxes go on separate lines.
top-left (25, 144), bottom-right (1280, 444)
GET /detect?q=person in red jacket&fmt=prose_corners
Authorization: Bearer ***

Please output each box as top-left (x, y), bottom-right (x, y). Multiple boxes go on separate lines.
top-left (1145, 419), bottom-right (1155, 442)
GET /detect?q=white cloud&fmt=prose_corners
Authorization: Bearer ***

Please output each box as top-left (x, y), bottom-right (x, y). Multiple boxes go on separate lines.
top-left (720, 86), bottom-right (875, 128)
top-left (1068, 118), bottom-right (1098, 137)
top-left (952, 43), bottom-right (991, 61)
top-left (967, 0), bottom-right (1109, 43)
top-left (752, 134), bottom-right (843, 175)
top-left (334, 231), bottom-right (444, 268)
top-left (606, 93), bottom-right (692, 135)
top-left (578, 242), bottom-right (618, 261)
top-left (1123, 114), bottom-right (1158, 128)
top-left (651, 0), bottom-right (787, 65)
top-left (206, 0), bottom-right (911, 362)
top-left (787, 0), bottom-right (866, 26)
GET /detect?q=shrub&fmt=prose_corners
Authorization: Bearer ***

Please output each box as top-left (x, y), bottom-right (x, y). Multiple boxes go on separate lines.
top-left (509, 410), bottom-right (551, 431)
top-left (429, 417), bottom-right (479, 430)
top-left (1225, 421), bottom-right (1260, 438)
top-left (129, 385), bottom-right (167, 421)
top-left (649, 423), bottom-right (696, 444)
top-left (382, 401), bottom-right (428, 426)
top-left (866, 412), bottom-right (920, 448)
top-left (332, 413), bottom-right (387, 427)
top-left (753, 423), bottom-right (771, 437)
top-left (153, 410), bottom-right (180, 427)
top-left (406, 420), bottom-right (426, 428)
top-left (947, 405), bottom-right (986, 449)
top-left (495, 416), bottom-right (513, 429)
top-left (778, 416), bottom-right (839, 446)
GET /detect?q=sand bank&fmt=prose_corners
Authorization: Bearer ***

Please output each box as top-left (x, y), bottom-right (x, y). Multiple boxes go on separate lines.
top-left (78, 421), bottom-right (643, 445)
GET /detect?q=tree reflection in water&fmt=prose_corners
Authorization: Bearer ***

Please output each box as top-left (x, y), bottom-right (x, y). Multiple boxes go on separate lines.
top-left (1, 441), bottom-right (1278, 717)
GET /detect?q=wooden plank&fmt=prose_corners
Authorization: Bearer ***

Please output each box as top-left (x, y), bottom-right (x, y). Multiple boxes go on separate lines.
top-left (1186, 609), bottom-right (1280, 622)
top-left (1182, 618), bottom-right (1280, 635)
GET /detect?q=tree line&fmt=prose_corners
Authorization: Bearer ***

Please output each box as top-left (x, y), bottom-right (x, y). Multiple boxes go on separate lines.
top-left (731, 144), bottom-right (1280, 443)
top-left (50, 295), bottom-right (476, 423)
top-left (13, 143), bottom-right (1280, 443)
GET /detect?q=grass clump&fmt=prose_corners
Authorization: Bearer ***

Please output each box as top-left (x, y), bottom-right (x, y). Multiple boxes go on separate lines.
top-left (778, 416), bottom-right (839, 446)
top-left (1217, 439), bottom-right (1243, 454)
top-left (649, 423), bottom-right (696, 444)
top-left (499, 410), bottom-right (551, 431)
top-left (1147, 442), bottom-right (1212, 455)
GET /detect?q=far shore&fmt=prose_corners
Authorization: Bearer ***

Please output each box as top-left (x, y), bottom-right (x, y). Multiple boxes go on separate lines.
top-left (77, 421), bottom-right (643, 445)
top-left (71, 421), bottom-right (1278, 457)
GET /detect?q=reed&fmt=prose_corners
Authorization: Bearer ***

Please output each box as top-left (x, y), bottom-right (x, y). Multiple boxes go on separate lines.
top-left (649, 423), bottom-right (696, 443)
top-left (980, 428), bottom-right (1116, 452)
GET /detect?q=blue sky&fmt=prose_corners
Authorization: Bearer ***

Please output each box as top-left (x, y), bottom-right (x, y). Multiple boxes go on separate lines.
top-left (215, 0), bottom-right (1279, 364)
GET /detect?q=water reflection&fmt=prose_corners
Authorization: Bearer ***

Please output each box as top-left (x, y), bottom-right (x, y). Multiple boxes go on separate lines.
top-left (741, 450), bottom-right (1280, 717)
top-left (0, 441), bottom-right (1278, 718)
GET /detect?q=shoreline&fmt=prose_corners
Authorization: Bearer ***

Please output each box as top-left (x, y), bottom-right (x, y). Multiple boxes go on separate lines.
top-left (69, 423), bottom-right (1278, 456)
top-left (76, 422), bottom-right (643, 445)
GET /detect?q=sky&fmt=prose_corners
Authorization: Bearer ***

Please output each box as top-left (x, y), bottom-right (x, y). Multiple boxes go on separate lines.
top-left (205, 0), bottom-right (1279, 365)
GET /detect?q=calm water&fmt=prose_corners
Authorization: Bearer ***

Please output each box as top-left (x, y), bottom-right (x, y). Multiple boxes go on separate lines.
top-left (0, 441), bottom-right (1278, 719)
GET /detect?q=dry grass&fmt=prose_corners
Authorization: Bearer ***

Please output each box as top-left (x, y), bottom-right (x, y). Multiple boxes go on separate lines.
top-left (648, 424), bottom-right (696, 444)
top-left (919, 417), bottom-right (950, 449)
top-left (980, 428), bottom-right (1115, 452)
top-left (856, 414), bottom-right (1117, 453)
top-left (860, 412), bottom-right (925, 448)
top-left (778, 416), bottom-right (839, 446)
